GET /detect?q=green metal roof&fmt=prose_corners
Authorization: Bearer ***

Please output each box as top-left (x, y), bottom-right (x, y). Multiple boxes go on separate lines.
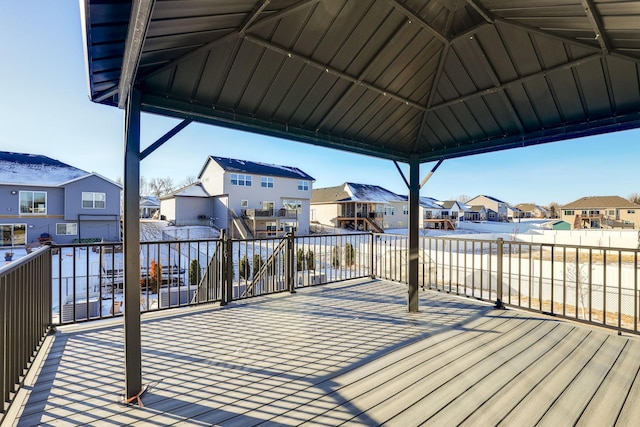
top-left (80, 0), bottom-right (640, 163)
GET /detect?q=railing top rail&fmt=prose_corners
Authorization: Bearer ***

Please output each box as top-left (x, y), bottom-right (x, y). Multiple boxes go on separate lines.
top-left (0, 245), bottom-right (50, 273)
top-left (373, 233), bottom-right (640, 253)
top-left (51, 238), bottom-right (221, 249)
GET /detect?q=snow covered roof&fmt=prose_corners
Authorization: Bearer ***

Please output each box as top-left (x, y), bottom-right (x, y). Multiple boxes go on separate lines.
top-left (346, 183), bottom-right (403, 203)
top-left (420, 197), bottom-right (443, 209)
top-left (311, 182), bottom-right (402, 204)
top-left (202, 156), bottom-right (314, 181)
top-left (0, 151), bottom-right (89, 186)
top-left (140, 196), bottom-right (160, 207)
top-left (160, 183), bottom-right (210, 199)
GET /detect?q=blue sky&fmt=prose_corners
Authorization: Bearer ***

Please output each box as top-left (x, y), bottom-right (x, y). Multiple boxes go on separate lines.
top-left (2, 1), bottom-right (639, 206)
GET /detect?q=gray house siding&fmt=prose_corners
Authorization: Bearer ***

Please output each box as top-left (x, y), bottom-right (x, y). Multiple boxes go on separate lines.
top-left (64, 175), bottom-right (121, 242)
top-left (0, 180), bottom-right (121, 246)
top-left (174, 197), bottom-right (214, 226)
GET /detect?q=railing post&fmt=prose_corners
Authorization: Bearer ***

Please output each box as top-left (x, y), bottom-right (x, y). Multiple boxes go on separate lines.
top-left (287, 233), bottom-right (296, 294)
top-left (370, 233), bottom-right (375, 278)
top-left (221, 231), bottom-right (233, 306)
top-left (495, 238), bottom-right (505, 309)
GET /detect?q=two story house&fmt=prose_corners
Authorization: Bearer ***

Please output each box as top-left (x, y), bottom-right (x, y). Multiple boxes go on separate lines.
top-left (418, 199), bottom-right (465, 230)
top-left (0, 152), bottom-right (122, 246)
top-left (311, 183), bottom-right (405, 232)
top-left (561, 196), bottom-right (640, 229)
top-left (466, 195), bottom-right (509, 221)
top-left (161, 156), bottom-right (314, 237)
top-left (515, 203), bottom-right (550, 219)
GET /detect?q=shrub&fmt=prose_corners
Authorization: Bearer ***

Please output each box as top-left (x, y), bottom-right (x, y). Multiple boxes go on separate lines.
top-left (296, 248), bottom-right (305, 271)
top-left (239, 256), bottom-right (250, 280)
top-left (148, 259), bottom-right (162, 293)
top-left (306, 250), bottom-right (315, 270)
top-left (189, 259), bottom-right (201, 285)
top-left (345, 243), bottom-right (355, 267)
top-left (252, 254), bottom-right (264, 278)
top-left (331, 245), bottom-right (341, 268)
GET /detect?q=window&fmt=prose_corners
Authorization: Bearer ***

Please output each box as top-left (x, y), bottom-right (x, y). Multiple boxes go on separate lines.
top-left (403, 205), bottom-right (408, 215)
top-left (231, 173), bottom-right (252, 186)
top-left (384, 206), bottom-right (394, 215)
top-left (397, 221), bottom-right (403, 227)
top-left (56, 223), bottom-right (77, 235)
top-left (266, 221), bottom-right (277, 236)
top-left (282, 199), bottom-right (302, 213)
top-left (0, 224), bottom-right (26, 246)
top-left (297, 180), bottom-right (309, 191)
top-left (628, 210), bottom-right (636, 214)
top-left (589, 210), bottom-right (600, 215)
top-left (261, 177), bottom-right (274, 188)
top-left (82, 192), bottom-right (106, 209)
top-left (608, 210), bottom-right (616, 216)
top-left (565, 210), bottom-right (574, 216)
top-left (489, 212), bottom-right (496, 219)
top-left (241, 200), bottom-right (249, 208)
top-left (19, 191), bottom-right (47, 214)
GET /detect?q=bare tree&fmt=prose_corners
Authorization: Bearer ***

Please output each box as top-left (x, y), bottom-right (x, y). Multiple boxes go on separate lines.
top-left (548, 202), bottom-right (560, 218)
top-left (566, 263), bottom-right (591, 320)
top-left (454, 194), bottom-right (471, 203)
top-left (628, 193), bottom-right (640, 204)
top-left (148, 177), bottom-right (176, 197)
top-left (179, 175), bottom-right (198, 187)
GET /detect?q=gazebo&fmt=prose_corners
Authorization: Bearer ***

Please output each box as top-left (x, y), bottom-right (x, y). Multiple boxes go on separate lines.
top-left (80, 0), bottom-right (640, 399)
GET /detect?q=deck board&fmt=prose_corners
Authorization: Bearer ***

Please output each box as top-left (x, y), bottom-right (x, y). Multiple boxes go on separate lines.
top-left (6, 278), bottom-right (640, 427)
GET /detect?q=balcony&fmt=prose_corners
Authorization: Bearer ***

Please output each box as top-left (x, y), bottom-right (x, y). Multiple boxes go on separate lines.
top-left (242, 208), bottom-right (297, 219)
top-left (3, 234), bottom-right (640, 425)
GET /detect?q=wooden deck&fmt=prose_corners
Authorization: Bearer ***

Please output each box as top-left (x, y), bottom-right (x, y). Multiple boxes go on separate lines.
top-left (6, 278), bottom-right (640, 426)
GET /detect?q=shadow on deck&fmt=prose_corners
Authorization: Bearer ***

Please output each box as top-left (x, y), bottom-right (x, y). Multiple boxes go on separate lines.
top-left (7, 278), bottom-right (640, 426)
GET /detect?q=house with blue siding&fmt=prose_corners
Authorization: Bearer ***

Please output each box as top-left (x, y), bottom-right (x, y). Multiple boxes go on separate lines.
top-left (0, 152), bottom-right (122, 246)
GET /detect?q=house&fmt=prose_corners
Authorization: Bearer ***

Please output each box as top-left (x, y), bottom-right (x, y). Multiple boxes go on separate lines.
top-left (463, 205), bottom-right (488, 222)
top-left (515, 203), bottom-right (550, 219)
top-left (466, 195), bottom-right (509, 221)
top-left (139, 196), bottom-right (160, 218)
top-left (159, 183), bottom-right (212, 226)
top-left (161, 156), bottom-right (314, 237)
top-left (560, 196), bottom-right (640, 229)
top-left (0, 151), bottom-right (122, 246)
top-left (418, 199), bottom-right (465, 229)
top-left (311, 183), bottom-right (405, 232)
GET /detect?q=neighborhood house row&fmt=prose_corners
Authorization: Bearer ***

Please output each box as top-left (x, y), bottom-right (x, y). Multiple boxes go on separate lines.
top-left (1, 151), bottom-right (639, 247)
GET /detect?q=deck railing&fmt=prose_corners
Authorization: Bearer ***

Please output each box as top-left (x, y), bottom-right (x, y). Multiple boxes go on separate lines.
top-left (3, 231), bottom-right (640, 420)
top-left (372, 235), bottom-right (640, 334)
top-left (1, 247), bottom-right (51, 416)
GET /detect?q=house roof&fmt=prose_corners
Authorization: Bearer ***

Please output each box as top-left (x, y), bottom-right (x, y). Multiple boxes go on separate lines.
top-left (311, 182), bottom-right (401, 204)
top-left (438, 200), bottom-right (461, 210)
top-left (81, 1), bottom-right (640, 163)
top-left (140, 196), bottom-right (160, 208)
top-left (516, 203), bottom-right (537, 211)
top-left (420, 197), bottom-right (443, 209)
top-left (0, 151), bottom-right (88, 186)
top-left (561, 196), bottom-right (640, 209)
top-left (311, 185), bottom-right (351, 204)
top-left (469, 194), bottom-right (507, 204)
top-left (516, 203), bottom-right (549, 212)
top-left (160, 183), bottom-right (210, 200)
top-left (201, 156), bottom-right (314, 181)
top-left (467, 205), bottom-right (486, 213)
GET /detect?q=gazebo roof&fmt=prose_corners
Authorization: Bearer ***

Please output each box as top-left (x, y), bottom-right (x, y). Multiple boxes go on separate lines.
top-left (80, 0), bottom-right (640, 163)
